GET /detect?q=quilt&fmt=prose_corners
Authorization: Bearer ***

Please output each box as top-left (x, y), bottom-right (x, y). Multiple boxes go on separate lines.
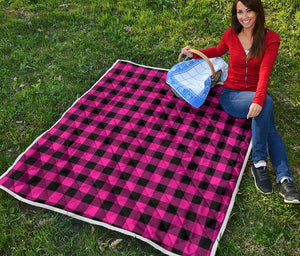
top-left (0, 60), bottom-right (252, 256)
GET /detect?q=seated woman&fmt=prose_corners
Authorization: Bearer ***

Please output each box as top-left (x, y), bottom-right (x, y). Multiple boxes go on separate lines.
top-left (181, 0), bottom-right (300, 204)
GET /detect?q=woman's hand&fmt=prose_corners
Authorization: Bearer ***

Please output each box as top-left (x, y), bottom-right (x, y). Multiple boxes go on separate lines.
top-left (247, 103), bottom-right (262, 119)
top-left (181, 45), bottom-right (193, 58)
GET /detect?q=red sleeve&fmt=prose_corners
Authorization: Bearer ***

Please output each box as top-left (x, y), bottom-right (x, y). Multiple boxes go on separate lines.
top-left (253, 31), bottom-right (280, 106)
top-left (192, 28), bottom-right (230, 59)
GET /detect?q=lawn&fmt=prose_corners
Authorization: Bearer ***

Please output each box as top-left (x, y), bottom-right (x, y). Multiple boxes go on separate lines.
top-left (0, 0), bottom-right (299, 255)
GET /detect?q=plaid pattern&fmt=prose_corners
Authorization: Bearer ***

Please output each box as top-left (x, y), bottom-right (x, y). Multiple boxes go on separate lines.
top-left (0, 60), bottom-right (252, 256)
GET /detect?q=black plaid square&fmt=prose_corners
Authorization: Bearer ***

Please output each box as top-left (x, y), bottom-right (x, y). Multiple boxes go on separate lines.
top-left (181, 175), bottom-right (192, 185)
top-left (37, 145), bottom-right (49, 153)
top-left (93, 180), bottom-right (105, 189)
top-left (9, 170), bottom-right (24, 180)
top-left (138, 178), bottom-right (149, 186)
top-left (178, 228), bottom-right (191, 241)
top-left (101, 200), bottom-right (114, 211)
top-left (65, 187), bottom-right (78, 197)
top-left (59, 168), bottom-right (71, 177)
top-left (103, 167), bottom-right (114, 175)
top-left (46, 181), bottom-right (60, 191)
top-left (42, 163), bottom-right (54, 171)
top-left (82, 118), bottom-right (93, 125)
top-left (101, 98), bottom-right (111, 104)
top-left (130, 191), bottom-right (141, 201)
top-left (210, 201), bottom-right (221, 211)
top-left (145, 164), bottom-right (157, 173)
top-left (88, 133), bottom-right (98, 140)
top-left (177, 144), bottom-right (188, 152)
top-left (53, 151), bottom-right (64, 159)
top-left (110, 89), bottom-right (119, 95)
top-left (137, 120), bottom-right (147, 127)
top-left (88, 95), bottom-right (97, 101)
top-left (145, 109), bottom-right (154, 116)
top-left (147, 198), bottom-right (160, 208)
top-left (153, 152), bottom-right (164, 160)
top-left (163, 170), bottom-right (174, 179)
top-left (106, 111), bottom-right (117, 118)
top-left (68, 114), bottom-right (79, 121)
top-left (136, 146), bottom-right (147, 154)
top-left (158, 220), bottom-right (171, 232)
top-left (127, 159), bottom-right (139, 167)
top-left (192, 195), bottom-right (203, 205)
top-left (78, 145), bottom-right (89, 152)
top-left (174, 189), bottom-right (184, 199)
top-left (85, 161), bottom-right (97, 170)
top-left (82, 194), bottom-right (95, 204)
top-left (111, 186), bottom-right (123, 195)
top-left (161, 139), bottom-right (171, 147)
top-left (171, 157), bottom-right (181, 165)
top-left (130, 105), bottom-right (139, 111)
top-left (115, 102), bottom-right (125, 108)
top-left (199, 181), bottom-right (209, 190)
top-left (76, 174), bottom-right (88, 183)
top-left (166, 204), bottom-right (178, 214)
top-left (156, 184), bottom-right (167, 193)
top-left (25, 157), bottom-right (38, 165)
top-left (119, 207), bottom-right (132, 217)
top-left (63, 140), bottom-right (74, 147)
top-left (92, 108), bottom-right (101, 115)
top-left (199, 237), bottom-right (212, 250)
top-left (184, 132), bottom-right (193, 140)
top-left (111, 154), bottom-right (122, 162)
top-left (72, 129), bottom-right (83, 136)
top-left (59, 124), bottom-right (69, 131)
top-left (69, 156), bottom-right (80, 164)
top-left (139, 213), bottom-right (152, 224)
top-left (205, 217), bottom-right (217, 230)
top-left (185, 211), bottom-right (197, 222)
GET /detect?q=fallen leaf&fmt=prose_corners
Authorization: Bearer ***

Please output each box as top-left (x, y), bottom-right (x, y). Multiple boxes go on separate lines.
top-left (125, 25), bottom-right (132, 33)
top-left (97, 238), bottom-right (111, 252)
top-left (59, 3), bottom-right (70, 8)
top-left (109, 239), bottom-right (122, 249)
top-left (91, 225), bottom-right (95, 234)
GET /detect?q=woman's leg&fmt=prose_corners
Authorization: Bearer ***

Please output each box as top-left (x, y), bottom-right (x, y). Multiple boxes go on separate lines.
top-left (220, 88), bottom-right (272, 193)
top-left (220, 88), bottom-right (252, 118)
top-left (220, 88), bottom-right (291, 177)
top-left (252, 95), bottom-right (294, 183)
top-left (267, 108), bottom-right (292, 183)
top-left (220, 88), bottom-right (271, 162)
top-left (220, 88), bottom-right (299, 203)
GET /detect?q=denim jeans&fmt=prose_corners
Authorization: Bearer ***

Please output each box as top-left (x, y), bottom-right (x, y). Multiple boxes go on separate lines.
top-left (220, 87), bottom-right (292, 183)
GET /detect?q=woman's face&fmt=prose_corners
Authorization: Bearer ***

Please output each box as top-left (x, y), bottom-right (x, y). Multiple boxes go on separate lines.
top-left (236, 1), bottom-right (257, 30)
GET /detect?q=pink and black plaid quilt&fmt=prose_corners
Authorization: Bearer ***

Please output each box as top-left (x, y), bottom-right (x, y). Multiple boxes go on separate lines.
top-left (0, 60), bottom-right (252, 256)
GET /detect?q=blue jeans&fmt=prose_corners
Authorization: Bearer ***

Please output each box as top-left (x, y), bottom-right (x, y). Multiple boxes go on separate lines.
top-left (220, 87), bottom-right (292, 183)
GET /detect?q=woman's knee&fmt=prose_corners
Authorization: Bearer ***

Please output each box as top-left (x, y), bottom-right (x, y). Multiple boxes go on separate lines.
top-left (220, 89), bottom-right (254, 118)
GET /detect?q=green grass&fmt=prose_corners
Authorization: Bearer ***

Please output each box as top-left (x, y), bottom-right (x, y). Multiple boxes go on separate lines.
top-left (0, 0), bottom-right (299, 255)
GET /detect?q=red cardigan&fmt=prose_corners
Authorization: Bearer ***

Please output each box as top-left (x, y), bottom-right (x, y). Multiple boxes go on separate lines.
top-left (192, 27), bottom-right (280, 107)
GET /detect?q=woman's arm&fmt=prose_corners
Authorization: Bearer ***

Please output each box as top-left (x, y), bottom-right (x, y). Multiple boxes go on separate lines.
top-left (248, 31), bottom-right (280, 118)
top-left (252, 41), bottom-right (280, 107)
top-left (181, 28), bottom-right (230, 59)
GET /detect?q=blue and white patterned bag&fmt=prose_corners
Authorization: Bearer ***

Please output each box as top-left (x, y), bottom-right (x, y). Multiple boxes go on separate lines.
top-left (167, 57), bottom-right (228, 108)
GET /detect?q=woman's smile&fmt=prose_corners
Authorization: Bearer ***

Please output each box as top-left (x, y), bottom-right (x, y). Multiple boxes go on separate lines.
top-left (236, 1), bottom-right (257, 30)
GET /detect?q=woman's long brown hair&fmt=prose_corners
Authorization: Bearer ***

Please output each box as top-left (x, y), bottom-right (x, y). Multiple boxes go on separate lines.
top-left (231, 0), bottom-right (266, 59)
